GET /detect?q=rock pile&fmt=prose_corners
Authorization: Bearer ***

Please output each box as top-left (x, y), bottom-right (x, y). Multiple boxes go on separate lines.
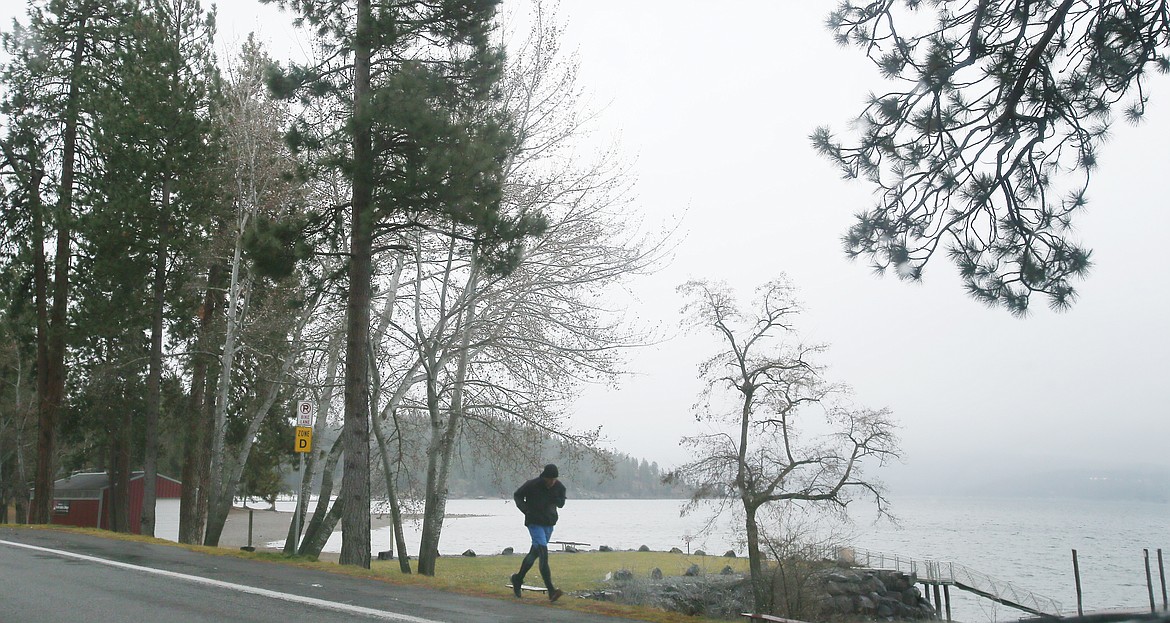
top-left (817, 569), bottom-right (936, 619)
top-left (581, 560), bottom-right (937, 621)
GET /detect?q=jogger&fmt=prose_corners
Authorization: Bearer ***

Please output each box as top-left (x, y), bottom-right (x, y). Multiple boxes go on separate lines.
top-left (511, 464), bottom-right (566, 602)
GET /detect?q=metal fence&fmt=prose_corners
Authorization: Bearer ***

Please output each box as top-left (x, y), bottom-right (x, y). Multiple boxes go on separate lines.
top-left (841, 547), bottom-right (1063, 617)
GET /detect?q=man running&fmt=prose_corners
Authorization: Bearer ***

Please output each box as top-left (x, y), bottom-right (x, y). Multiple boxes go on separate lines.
top-left (510, 464), bottom-right (566, 602)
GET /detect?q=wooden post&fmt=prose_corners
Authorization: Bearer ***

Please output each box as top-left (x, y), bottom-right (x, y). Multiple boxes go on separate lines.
top-left (1146, 549), bottom-right (1156, 613)
top-left (943, 584), bottom-right (952, 622)
top-left (933, 584), bottom-right (943, 618)
top-left (1158, 549), bottom-right (1167, 611)
top-left (1073, 549), bottom-right (1084, 616)
top-left (240, 508), bottom-right (255, 552)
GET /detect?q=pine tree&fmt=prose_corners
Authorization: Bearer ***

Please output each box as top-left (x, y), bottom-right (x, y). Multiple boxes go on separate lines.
top-left (0, 0), bottom-right (138, 524)
top-left (814, 2), bottom-right (1169, 314)
top-left (60, 0), bottom-right (219, 534)
top-left (263, 0), bottom-right (540, 568)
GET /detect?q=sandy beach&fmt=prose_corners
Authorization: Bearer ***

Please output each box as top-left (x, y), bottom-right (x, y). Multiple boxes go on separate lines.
top-left (218, 506), bottom-right (400, 562)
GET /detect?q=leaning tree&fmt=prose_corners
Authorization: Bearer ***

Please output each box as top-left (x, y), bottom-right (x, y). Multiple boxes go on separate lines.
top-left (813, 1), bottom-right (1170, 314)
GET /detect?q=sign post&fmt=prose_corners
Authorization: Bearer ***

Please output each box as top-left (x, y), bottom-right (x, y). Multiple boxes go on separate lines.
top-left (293, 400), bottom-right (316, 550)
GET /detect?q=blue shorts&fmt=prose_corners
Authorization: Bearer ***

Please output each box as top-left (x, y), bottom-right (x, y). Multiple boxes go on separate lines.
top-left (528, 525), bottom-right (554, 547)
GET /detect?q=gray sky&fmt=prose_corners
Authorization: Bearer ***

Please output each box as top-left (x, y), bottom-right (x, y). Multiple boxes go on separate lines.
top-left (6, 1), bottom-right (1167, 493)
top-left (535, 1), bottom-right (1170, 490)
top-left (532, 2), bottom-right (1170, 489)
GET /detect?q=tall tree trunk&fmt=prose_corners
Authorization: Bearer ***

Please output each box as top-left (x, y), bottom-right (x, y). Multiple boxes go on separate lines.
top-left (26, 163), bottom-right (47, 526)
top-left (371, 404), bottom-right (411, 573)
top-left (178, 305), bottom-right (209, 543)
top-left (32, 29), bottom-right (86, 525)
top-left (367, 256), bottom-right (411, 573)
top-left (178, 362), bottom-right (206, 543)
top-left (300, 496), bottom-right (344, 561)
top-left (143, 176), bottom-right (171, 538)
top-left (299, 435), bottom-right (345, 559)
top-left (204, 353), bottom-right (291, 546)
top-left (284, 329), bottom-right (341, 555)
top-left (107, 335), bottom-right (132, 533)
top-left (745, 501), bottom-right (767, 613)
top-left (386, 468), bottom-right (410, 573)
top-left (417, 251), bottom-right (480, 576)
top-left (207, 218), bottom-right (251, 538)
top-left (179, 262), bottom-right (222, 544)
top-left (415, 374), bottom-right (444, 576)
top-left (108, 347), bottom-right (132, 534)
top-left (338, 0), bottom-right (375, 569)
top-left (194, 367), bottom-right (215, 540)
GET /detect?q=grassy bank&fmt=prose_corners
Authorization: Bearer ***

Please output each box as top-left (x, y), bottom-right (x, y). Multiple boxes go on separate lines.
top-left (297, 549), bottom-right (754, 622)
top-left (7, 524), bottom-right (753, 622)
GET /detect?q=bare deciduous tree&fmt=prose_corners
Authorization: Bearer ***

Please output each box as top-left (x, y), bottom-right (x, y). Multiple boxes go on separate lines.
top-left (669, 278), bottom-right (900, 614)
top-left (199, 38), bottom-right (308, 546)
top-left (399, 1), bottom-right (673, 574)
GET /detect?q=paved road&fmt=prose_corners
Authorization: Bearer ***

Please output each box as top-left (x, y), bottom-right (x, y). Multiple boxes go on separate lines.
top-left (0, 527), bottom-right (638, 623)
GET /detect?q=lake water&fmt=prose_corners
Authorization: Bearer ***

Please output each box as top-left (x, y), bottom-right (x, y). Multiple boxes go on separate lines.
top-left (164, 495), bottom-right (1169, 622)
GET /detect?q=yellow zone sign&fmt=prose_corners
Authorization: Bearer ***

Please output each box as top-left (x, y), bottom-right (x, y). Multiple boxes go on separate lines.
top-left (294, 426), bottom-right (313, 453)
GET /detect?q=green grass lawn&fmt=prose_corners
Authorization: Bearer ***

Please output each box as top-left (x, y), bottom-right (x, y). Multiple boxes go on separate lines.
top-left (368, 549), bottom-right (753, 622)
top-left (9, 525), bottom-right (754, 622)
top-left (424, 549), bottom-right (749, 592)
top-left (279, 548), bottom-right (755, 622)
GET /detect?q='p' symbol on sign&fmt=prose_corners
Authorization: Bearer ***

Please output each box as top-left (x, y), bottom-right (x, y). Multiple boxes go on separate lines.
top-left (296, 400), bottom-right (315, 427)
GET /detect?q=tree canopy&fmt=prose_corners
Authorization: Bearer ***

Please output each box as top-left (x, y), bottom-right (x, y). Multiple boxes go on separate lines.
top-left (813, 1), bottom-right (1169, 315)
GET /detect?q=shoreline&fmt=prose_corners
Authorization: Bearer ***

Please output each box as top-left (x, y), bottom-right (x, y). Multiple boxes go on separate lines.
top-left (217, 507), bottom-right (486, 561)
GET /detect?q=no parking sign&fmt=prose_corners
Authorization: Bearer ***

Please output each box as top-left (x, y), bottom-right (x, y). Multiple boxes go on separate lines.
top-left (296, 400), bottom-right (315, 427)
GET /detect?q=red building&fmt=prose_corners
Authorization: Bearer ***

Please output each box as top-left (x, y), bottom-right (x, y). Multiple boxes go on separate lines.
top-left (50, 471), bottom-right (182, 534)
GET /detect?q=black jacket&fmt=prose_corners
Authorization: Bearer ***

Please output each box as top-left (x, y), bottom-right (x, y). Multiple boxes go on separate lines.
top-left (513, 477), bottom-right (566, 527)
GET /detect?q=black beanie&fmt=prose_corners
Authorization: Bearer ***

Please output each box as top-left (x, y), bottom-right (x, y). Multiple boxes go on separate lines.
top-left (540, 464), bottom-right (559, 479)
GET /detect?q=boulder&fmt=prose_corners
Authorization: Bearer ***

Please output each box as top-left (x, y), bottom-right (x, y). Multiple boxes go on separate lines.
top-left (832, 595), bottom-right (855, 613)
top-left (461, 549), bottom-right (476, 557)
top-left (860, 574), bottom-right (887, 595)
top-left (683, 564), bottom-right (702, 577)
top-left (598, 545), bottom-right (613, 552)
top-left (638, 545), bottom-right (650, 552)
top-left (669, 547), bottom-right (683, 554)
top-left (501, 547), bottom-right (514, 555)
top-left (723, 550), bottom-right (737, 558)
top-left (609, 569), bottom-right (634, 582)
top-left (826, 570), bottom-right (861, 584)
top-left (651, 567), bottom-right (663, 580)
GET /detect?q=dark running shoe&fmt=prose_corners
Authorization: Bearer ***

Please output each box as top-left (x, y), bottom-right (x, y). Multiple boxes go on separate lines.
top-left (548, 588), bottom-right (563, 603)
top-left (510, 574), bottom-right (522, 598)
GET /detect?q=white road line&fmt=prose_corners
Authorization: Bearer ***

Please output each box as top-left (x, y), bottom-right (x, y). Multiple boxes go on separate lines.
top-left (0, 539), bottom-right (442, 623)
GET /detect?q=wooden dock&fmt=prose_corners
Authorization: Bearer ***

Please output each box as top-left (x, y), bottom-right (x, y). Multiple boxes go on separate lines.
top-left (845, 548), bottom-right (1063, 620)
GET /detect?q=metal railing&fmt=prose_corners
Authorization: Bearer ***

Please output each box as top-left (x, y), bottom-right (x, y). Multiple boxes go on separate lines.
top-left (843, 547), bottom-right (1063, 617)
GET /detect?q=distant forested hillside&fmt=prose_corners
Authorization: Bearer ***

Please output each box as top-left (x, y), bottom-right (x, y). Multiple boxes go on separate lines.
top-left (280, 421), bottom-right (691, 501)
top-left (443, 447), bottom-right (689, 500)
